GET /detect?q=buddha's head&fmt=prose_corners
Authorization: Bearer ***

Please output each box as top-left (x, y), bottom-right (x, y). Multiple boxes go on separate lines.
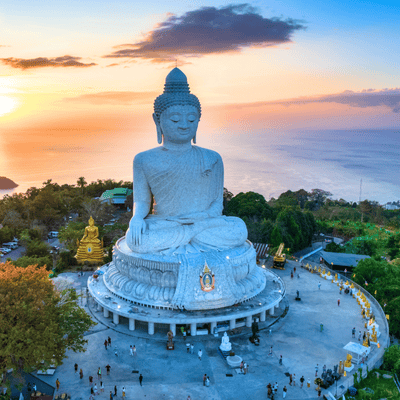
top-left (153, 68), bottom-right (201, 145)
top-left (89, 216), bottom-right (94, 226)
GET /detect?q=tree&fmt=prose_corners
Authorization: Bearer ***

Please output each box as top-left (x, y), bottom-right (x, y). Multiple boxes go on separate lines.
top-left (224, 192), bottom-right (273, 222)
top-left (80, 199), bottom-right (114, 226)
top-left (0, 262), bottom-right (95, 375)
top-left (309, 189), bottom-right (332, 210)
top-left (77, 177), bottom-right (87, 193)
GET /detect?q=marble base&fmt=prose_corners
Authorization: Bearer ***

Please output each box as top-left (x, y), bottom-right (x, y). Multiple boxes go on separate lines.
top-left (227, 355), bottom-right (242, 368)
top-left (344, 365), bottom-right (354, 372)
top-left (220, 345), bottom-right (232, 352)
top-left (104, 237), bottom-right (267, 310)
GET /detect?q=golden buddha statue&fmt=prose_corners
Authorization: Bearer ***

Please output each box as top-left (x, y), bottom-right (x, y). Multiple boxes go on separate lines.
top-left (362, 333), bottom-right (370, 347)
top-left (318, 266), bottom-right (321, 273)
top-left (366, 309), bottom-right (370, 318)
top-left (345, 280), bottom-right (349, 286)
top-left (350, 283), bottom-right (354, 289)
top-left (322, 268), bottom-right (326, 275)
top-left (327, 271), bottom-right (331, 276)
top-left (344, 354), bottom-right (352, 368)
top-left (357, 289), bottom-right (361, 296)
top-left (76, 216), bottom-right (104, 264)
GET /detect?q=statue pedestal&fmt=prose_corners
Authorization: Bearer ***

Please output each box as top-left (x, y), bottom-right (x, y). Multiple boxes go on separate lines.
top-left (220, 344), bottom-right (232, 352)
top-left (344, 365), bottom-right (354, 372)
top-left (105, 237), bottom-right (266, 310)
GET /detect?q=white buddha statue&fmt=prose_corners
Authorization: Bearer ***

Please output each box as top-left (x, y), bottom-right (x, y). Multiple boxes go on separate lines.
top-left (220, 332), bottom-right (232, 352)
top-left (126, 68), bottom-right (247, 255)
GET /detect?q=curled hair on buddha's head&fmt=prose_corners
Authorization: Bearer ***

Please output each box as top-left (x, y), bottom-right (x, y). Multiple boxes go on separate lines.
top-left (153, 68), bottom-right (202, 124)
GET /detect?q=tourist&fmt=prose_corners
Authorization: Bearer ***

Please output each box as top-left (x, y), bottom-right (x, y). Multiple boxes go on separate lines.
top-left (352, 327), bottom-right (356, 338)
top-left (315, 364), bottom-right (319, 377)
top-left (318, 281), bottom-right (321, 290)
top-left (290, 270), bottom-right (293, 279)
top-left (198, 349), bottom-right (202, 361)
top-left (317, 386), bottom-right (322, 397)
top-left (114, 386), bottom-right (117, 397)
top-left (91, 387), bottom-right (94, 396)
top-left (109, 392), bottom-right (113, 400)
top-left (183, 330), bottom-right (187, 341)
top-left (108, 336), bottom-right (112, 346)
top-left (122, 386), bottom-right (126, 399)
top-left (240, 361), bottom-right (244, 373)
top-left (115, 348), bottom-right (118, 357)
top-left (139, 374), bottom-right (143, 386)
top-left (186, 343), bottom-right (190, 353)
top-left (307, 378), bottom-right (311, 388)
top-left (56, 378), bottom-right (60, 391)
top-left (338, 298), bottom-right (340, 306)
top-left (293, 373), bottom-right (296, 386)
top-left (273, 382), bottom-right (278, 394)
top-left (130, 345), bottom-right (133, 356)
top-left (74, 363), bottom-right (78, 374)
top-left (244, 362), bottom-right (248, 374)
top-left (323, 364), bottom-right (327, 374)
top-left (203, 374), bottom-right (207, 386)
top-left (106, 364), bottom-right (111, 375)
top-left (279, 355), bottom-right (283, 365)
top-left (94, 384), bottom-right (98, 395)
top-left (282, 386), bottom-right (287, 398)
top-left (98, 367), bottom-right (102, 380)
top-left (100, 382), bottom-right (104, 393)
top-left (289, 374), bottom-right (292, 386)
top-left (358, 331), bottom-right (362, 341)
top-left (205, 376), bottom-right (210, 387)
top-left (268, 346), bottom-right (273, 356)
top-left (190, 344), bottom-right (194, 354)
top-left (300, 375), bottom-right (305, 388)
top-left (104, 340), bottom-right (108, 350)
top-left (89, 376), bottom-right (93, 386)
top-left (80, 369), bottom-right (83, 379)
top-left (133, 345), bottom-right (137, 356)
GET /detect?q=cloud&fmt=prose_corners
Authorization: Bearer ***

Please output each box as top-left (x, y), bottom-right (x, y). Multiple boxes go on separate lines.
top-left (104, 4), bottom-right (305, 62)
top-left (63, 91), bottom-right (157, 105)
top-left (230, 88), bottom-right (400, 113)
top-left (0, 55), bottom-right (97, 69)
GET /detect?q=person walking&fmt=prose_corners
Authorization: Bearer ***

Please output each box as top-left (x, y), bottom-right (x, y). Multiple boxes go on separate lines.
top-left (98, 367), bottom-right (102, 380)
top-left (114, 386), bottom-right (117, 397)
top-left (89, 376), bottom-right (93, 387)
top-left (108, 337), bottom-right (112, 346)
top-left (317, 386), bottom-right (322, 397)
top-left (190, 343), bottom-right (194, 354)
top-left (268, 346), bottom-right (273, 356)
top-left (289, 374), bottom-right (293, 386)
top-left (205, 376), bottom-right (210, 387)
top-left (352, 327), bottom-right (356, 338)
top-left (203, 374), bottom-right (207, 386)
top-left (318, 281), bottom-right (321, 290)
top-left (358, 331), bottom-right (362, 341)
top-left (279, 355), bottom-right (283, 365)
top-left (337, 298), bottom-right (340, 306)
top-left (283, 386), bottom-right (287, 398)
top-left (80, 369), bottom-right (83, 379)
top-left (300, 375), bottom-right (305, 388)
top-left (133, 345), bottom-right (137, 356)
top-left (244, 362), bottom-right (248, 375)
top-left (293, 373), bottom-right (296, 386)
top-left (240, 361), bottom-right (244, 374)
top-left (139, 374), bottom-right (143, 386)
top-left (186, 342), bottom-right (190, 353)
top-left (114, 347), bottom-right (118, 357)
top-left (100, 382), bottom-right (104, 393)
top-left (323, 365), bottom-right (327, 374)
top-left (122, 386), bottom-right (126, 399)
top-left (56, 379), bottom-right (60, 391)
top-left (130, 345), bottom-right (133, 356)
top-left (94, 384), bottom-right (98, 395)
top-left (74, 363), bottom-right (78, 374)
top-left (198, 349), bottom-right (202, 361)
top-left (273, 382), bottom-right (278, 394)
top-left (106, 364), bottom-right (111, 375)
top-left (307, 378), bottom-right (311, 388)
top-left (109, 392), bottom-right (113, 400)
top-left (315, 364), bottom-right (319, 377)
top-left (104, 340), bottom-right (108, 350)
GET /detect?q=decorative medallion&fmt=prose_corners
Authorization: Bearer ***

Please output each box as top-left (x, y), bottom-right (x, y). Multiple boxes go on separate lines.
top-left (200, 261), bottom-right (215, 292)
top-left (86, 245), bottom-right (92, 254)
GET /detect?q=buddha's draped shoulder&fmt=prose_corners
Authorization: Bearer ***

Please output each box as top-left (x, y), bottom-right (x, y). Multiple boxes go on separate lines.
top-left (134, 146), bottom-right (223, 217)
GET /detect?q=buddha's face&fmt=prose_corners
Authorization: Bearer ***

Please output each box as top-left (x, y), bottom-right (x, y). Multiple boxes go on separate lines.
top-left (158, 105), bottom-right (199, 145)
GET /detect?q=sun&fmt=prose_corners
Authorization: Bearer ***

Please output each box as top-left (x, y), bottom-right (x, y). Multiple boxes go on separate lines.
top-left (0, 96), bottom-right (18, 117)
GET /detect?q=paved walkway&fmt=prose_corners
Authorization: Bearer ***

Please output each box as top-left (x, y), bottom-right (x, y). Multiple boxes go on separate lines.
top-left (32, 260), bottom-right (387, 400)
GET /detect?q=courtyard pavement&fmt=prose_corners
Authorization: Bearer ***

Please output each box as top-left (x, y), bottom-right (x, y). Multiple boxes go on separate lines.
top-left (31, 260), bottom-right (388, 400)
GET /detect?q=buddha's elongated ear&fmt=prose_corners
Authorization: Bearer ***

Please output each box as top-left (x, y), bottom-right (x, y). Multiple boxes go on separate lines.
top-left (192, 133), bottom-right (196, 144)
top-left (153, 113), bottom-right (163, 144)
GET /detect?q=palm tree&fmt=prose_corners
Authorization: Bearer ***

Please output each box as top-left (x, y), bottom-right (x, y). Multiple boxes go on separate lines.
top-left (77, 177), bottom-right (87, 195)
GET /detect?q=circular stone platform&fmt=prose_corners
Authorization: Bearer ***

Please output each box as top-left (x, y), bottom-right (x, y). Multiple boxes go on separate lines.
top-left (88, 264), bottom-right (285, 336)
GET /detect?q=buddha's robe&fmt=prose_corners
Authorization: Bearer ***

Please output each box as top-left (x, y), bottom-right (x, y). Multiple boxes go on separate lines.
top-left (126, 145), bottom-right (247, 254)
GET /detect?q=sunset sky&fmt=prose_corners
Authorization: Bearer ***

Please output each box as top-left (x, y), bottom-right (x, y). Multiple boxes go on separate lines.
top-left (1, 0), bottom-right (399, 202)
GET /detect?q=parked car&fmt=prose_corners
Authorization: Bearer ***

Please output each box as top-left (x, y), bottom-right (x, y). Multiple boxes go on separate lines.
top-left (48, 231), bottom-right (59, 239)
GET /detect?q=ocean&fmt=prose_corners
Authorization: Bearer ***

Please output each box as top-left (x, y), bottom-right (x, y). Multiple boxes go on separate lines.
top-left (1, 128), bottom-right (399, 204)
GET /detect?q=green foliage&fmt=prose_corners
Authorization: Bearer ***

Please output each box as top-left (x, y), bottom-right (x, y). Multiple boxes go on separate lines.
top-left (0, 225), bottom-right (15, 245)
top-left (0, 263), bottom-right (96, 375)
top-left (55, 250), bottom-right (78, 272)
top-left (224, 192), bottom-right (273, 222)
top-left (12, 256), bottom-right (52, 270)
top-left (58, 222), bottom-right (87, 252)
top-left (25, 240), bottom-right (51, 258)
top-left (383, 345), bottom-right (400, 374)
top-left (325, 242), bottom-right (346, 253)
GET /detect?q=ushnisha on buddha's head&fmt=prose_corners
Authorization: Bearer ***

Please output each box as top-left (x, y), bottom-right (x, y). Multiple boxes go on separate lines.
top-left (153, 68), bottom-right (201, 145)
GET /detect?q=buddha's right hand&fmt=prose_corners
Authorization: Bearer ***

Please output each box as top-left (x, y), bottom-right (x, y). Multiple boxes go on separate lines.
top-left (128, 217), bottom-right (147, 246)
